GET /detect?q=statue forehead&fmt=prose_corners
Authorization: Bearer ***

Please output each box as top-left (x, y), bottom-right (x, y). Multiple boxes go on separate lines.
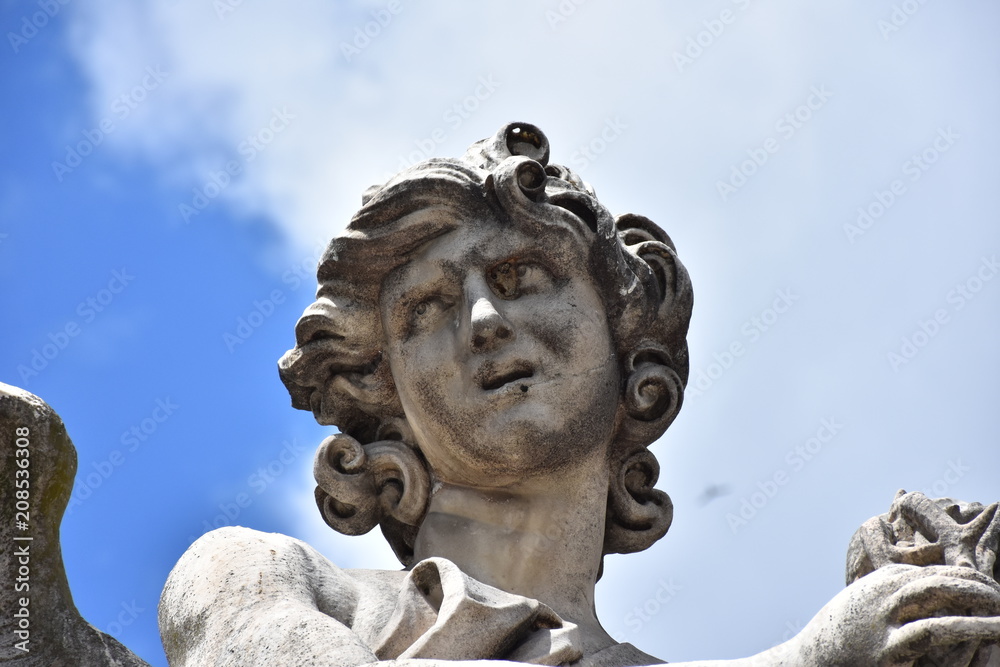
top-left (375, 201), bottom-right (597, 295)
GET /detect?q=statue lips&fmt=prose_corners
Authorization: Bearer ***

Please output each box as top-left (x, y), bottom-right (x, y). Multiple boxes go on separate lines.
top-left (475, 360), bottom-right (536, 394)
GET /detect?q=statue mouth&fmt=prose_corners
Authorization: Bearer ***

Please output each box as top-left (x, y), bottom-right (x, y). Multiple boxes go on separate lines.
top-left (477, 362), bottom-right (535, 392)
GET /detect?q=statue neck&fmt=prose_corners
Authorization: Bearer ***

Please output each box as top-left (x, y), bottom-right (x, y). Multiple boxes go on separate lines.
top-left (411, 454), bottom-right (615, 650)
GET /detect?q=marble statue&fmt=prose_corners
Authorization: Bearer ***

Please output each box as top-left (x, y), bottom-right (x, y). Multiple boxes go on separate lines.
top-left (156, 122), bottom-right (1000, 666)
top-left (4, 122), bottom-right (994, 666)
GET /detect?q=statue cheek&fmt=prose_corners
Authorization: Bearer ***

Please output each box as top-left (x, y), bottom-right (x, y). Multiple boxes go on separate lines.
top-left (536, 313), bottom-right (609, 362)
top-left (405, 358), bottom-right (460, 409)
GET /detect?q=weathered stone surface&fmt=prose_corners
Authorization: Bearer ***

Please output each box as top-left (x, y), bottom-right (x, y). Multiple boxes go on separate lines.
top-left (0, 382), bottom-right (150, 666)
top-left (163, 121), bottom-right (686, 666)
top-left (159, 123), bottom-right (1000, 666)
top-left (160, 526), bottom-right (605, 667)
top-left (848, 490), bottom-right (1000, 584)
top-left (844, 491), bottom-right (1000, 666)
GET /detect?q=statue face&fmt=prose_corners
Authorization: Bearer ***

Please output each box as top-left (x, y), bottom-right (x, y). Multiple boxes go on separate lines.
top-left (380, 205), bottom-right (621, 487)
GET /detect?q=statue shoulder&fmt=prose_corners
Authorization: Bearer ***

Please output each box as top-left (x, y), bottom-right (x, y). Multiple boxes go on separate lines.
top-left (160, 526), bottom-right (398, 667)
top-left (163, 526), bottom-right (358, 593)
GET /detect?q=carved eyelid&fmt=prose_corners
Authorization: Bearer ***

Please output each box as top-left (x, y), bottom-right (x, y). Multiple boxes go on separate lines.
top-left (418, 293), bottom-right (453, 308)
top-left (486, 257), bottom-right (558, 300)
top-left (396, 269), bottom-right (454, 311)
top-left (397, 294), bottom-right (451, 341)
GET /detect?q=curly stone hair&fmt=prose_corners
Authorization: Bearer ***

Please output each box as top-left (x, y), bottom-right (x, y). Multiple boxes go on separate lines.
top-left (278, 122), bottom-right (694, 566)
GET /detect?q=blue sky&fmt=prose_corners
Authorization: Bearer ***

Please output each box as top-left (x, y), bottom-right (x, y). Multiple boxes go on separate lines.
top-left (1, 1), bottom-right (998, 664)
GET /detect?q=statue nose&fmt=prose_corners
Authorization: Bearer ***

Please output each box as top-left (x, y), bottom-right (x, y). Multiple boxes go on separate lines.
top-left (469, 296), bottom-right (513, 352)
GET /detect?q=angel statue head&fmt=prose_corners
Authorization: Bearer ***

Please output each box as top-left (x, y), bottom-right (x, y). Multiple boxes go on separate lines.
top-left (278, 122), bottom-right (694, 569)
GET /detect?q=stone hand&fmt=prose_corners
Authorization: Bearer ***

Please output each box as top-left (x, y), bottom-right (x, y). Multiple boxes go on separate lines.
top-left (791, 564), bottom-right (1000, 666)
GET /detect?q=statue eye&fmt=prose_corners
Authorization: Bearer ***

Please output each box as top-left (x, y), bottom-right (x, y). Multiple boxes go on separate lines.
top-left (488, 262), bottom-right (519, 298)
top-left (411, 296), bottom-right (452, 326)
top-left (488, 260), bottom-right (556, 299)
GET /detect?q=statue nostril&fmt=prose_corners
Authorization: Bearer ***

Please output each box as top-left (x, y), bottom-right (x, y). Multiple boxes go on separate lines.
top-left (469, 295), bottom-right (515, 351)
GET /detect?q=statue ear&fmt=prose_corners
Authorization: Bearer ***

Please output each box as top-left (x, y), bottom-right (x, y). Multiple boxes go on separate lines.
top-left (618, 345), bottom-right (685, 447)
top-left (616, 213), bottom-right (685, 313)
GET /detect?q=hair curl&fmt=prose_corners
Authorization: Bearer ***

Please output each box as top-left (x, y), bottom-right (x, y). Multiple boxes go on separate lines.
top-left (278, 123), bottom-right (693, 566)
